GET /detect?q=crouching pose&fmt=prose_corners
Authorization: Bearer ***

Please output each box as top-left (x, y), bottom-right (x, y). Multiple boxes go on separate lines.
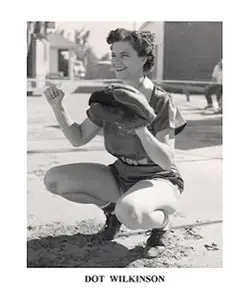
top-left (43, 28), bottom-right (187, 258)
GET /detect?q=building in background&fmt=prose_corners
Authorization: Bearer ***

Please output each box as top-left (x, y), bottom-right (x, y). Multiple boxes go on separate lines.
top-left (139, 21), bottom-right (222, 81)
top-left (47, 33), bottom-right (77, 80)
top-left (27, 22), bottom-right (55, 80)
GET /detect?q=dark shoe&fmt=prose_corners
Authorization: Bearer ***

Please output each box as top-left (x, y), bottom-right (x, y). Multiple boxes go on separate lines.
top-left (97, 203), bottom-right (121, 240)
top-left (144, 222), bottom-right (172, 258)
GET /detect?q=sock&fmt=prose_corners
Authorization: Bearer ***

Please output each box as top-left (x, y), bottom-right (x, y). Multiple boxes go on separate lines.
top-left (101, 202), bottom-right (116, 215)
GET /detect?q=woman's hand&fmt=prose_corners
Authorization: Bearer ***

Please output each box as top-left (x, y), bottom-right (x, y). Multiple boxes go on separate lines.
top-left (44, 85), bottom-right (65, 109)
top-left (134, 126), bottom-right (174, 170)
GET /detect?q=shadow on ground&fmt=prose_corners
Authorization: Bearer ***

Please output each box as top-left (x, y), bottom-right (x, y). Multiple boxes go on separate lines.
top-left (27, 233), bottom-right (146, 268)
top-left (176, 116), bottom-right (222, 150)
top-left (27, 220), bottom-right (200, 268)
top-left (27, 220), bottom-right (148, 268)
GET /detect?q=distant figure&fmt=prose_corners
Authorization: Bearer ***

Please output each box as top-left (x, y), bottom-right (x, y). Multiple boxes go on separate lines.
top-left (204, 60), bottom-right (223, 113)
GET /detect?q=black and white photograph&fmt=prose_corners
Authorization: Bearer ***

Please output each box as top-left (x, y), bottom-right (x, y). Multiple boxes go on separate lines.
top-left (27, 21), bottom-right (223, 269)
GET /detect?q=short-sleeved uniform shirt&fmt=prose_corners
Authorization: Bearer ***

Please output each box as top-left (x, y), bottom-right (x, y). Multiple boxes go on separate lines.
top-left (87, 85), bottom-right (187, 194)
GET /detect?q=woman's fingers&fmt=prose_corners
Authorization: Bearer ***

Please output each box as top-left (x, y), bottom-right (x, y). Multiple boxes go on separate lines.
top-left (44, 88), bottom-right (51, 99)
top-left (44, 86), bottom-right (59, 99)
top-left (57, 89), bottom-right (65, 98)
top-left (50, 86), bottom-right (58, 98)
top-left (44, 86), bottom-right (65, 108)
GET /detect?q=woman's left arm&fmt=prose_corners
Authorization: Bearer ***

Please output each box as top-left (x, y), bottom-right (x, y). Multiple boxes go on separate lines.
top-left (135, 126), bottom-right (175, 171)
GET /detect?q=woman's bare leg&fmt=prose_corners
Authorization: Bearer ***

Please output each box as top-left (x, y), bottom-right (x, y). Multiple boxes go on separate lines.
top-left (115, 178), bottom-right (180, 230)
top-left (44, 163), bottom-right (121, 207)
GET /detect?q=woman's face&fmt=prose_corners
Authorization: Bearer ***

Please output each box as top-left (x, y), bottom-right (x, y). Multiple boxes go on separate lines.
top-left (111, 41), bottom-right (146, 80)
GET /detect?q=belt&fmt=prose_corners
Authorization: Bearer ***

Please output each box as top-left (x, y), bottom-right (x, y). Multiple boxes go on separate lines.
top-left (120, 157), bottom-right (149, 166)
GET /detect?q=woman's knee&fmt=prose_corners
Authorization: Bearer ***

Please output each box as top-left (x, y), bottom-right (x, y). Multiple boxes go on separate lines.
top-left (114, 180), bottom-right (180, 230)
top-left (43, 163), bottom-right (121, 203)
top-left (115, 198), bottom-right (151, 230)
top-left (43, 166), bottom-right (60, 194)
top-left (115, 200), bottom-right (167, 230)
top-left (115, 201), bottom-right (175, 230)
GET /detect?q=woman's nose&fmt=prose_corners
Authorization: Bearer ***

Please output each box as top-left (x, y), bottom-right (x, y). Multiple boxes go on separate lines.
top-left (112, 56), bottom-right (122, 64)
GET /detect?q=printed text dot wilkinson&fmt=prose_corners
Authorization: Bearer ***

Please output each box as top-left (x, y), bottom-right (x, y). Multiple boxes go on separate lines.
top-left (84, 275), bottom-right (165, 283)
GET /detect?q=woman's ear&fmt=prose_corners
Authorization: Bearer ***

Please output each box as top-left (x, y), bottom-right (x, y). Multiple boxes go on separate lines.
top-left (140, 56), bottom-right (147, 65)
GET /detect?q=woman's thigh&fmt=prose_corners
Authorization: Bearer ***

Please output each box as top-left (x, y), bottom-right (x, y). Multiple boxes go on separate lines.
top-left (115, 178), bottom-right (181, 229)
top-left (44, 163), bottom-right (122, 204)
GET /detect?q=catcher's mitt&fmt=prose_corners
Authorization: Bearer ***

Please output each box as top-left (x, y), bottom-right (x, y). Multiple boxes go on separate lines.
top-left (87, 84), bottom-right (156, 131)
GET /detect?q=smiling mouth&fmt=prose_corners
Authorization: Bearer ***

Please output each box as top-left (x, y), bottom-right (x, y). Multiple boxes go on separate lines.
top-left (114, 67), bottom-right (127, 72)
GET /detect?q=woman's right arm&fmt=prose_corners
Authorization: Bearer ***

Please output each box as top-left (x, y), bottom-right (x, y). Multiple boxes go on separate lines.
top-left (53, 105), bottom-right (101, 147)
top-left (44, 86), bottom-right (102, 147)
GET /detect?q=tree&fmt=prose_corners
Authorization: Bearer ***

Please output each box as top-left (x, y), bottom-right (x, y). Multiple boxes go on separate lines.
top-left (73, 27), bottom-right (98, 70)
top-left (74, 27), bottom-right (90, 45)
top-left (73, 27), bottom-right (91, 62)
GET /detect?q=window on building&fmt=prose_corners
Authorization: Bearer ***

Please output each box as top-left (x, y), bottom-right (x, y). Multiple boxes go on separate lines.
top-left (58, 49), bottom-right (69, 77)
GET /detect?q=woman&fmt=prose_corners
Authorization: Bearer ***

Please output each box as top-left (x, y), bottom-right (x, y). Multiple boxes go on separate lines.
top-left (43, 28), bottom-right (187, 258)
top-left (204, 60), bottom-right (223, 113)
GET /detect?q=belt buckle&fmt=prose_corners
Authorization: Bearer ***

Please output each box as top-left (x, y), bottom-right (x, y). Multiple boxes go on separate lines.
top-left (120, 157), bottom-right (148, 166)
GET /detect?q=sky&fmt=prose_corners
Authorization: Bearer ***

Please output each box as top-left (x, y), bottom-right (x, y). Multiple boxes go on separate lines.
top-left (56, 22), bottom-right (144, 58)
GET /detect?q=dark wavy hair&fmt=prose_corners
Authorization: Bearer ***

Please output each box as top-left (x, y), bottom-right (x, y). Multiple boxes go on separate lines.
top-left (106, 28), bottom-right (155, 73)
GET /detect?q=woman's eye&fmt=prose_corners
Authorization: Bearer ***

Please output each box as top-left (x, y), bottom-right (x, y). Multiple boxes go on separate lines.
top-left (111, 53), bottom-right (129, 59)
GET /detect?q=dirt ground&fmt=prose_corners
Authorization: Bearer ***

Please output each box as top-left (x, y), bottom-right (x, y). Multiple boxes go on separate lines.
top-left (27, 220), bottom-right (222, 268)
top-left (27, 90), bottom-right (222, 268)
